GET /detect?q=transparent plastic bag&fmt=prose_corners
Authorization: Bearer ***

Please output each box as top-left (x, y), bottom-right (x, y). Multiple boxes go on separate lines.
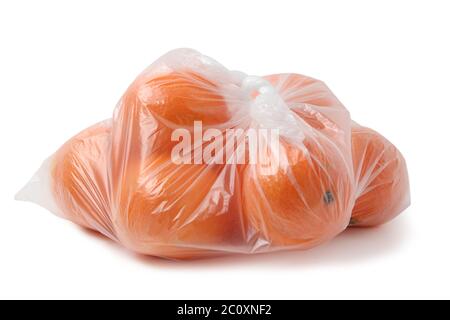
top-left (16, 49), bottom-right (409, 259)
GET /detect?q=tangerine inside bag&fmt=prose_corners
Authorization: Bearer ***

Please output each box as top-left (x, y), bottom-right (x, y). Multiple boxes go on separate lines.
top-left (16, 49), bottom-right (410, 259)
top-left (350, 122), bottom-right (410, 227)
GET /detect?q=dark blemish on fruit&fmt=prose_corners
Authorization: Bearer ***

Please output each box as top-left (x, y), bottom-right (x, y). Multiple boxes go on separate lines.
top-left (323, 190), bottom-right (334, 204)
top-left (349, 218), bottom-right (358, 226)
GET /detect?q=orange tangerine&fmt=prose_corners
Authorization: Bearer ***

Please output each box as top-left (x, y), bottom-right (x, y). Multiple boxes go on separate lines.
top-left (242, 136), bottom-right (353, 249)
top-left (51, 121), bottom-right (115, 239)
top-left (115, 151), bottom-right (242, 259)
top-left (351, 125), bottom-right (410, 227)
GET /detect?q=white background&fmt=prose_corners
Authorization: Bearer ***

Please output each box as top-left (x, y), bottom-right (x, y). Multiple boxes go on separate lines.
top-left (1, 0), bottom-right (449, 300)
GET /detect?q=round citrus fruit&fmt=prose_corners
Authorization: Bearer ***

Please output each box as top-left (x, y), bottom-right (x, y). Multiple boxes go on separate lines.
top-left (51, 121), bottom-right (115, 239)
top-left (114, 150), bottom-right (243, 259)
top-left (134, 71), bottom-right (231, 126)
top-left (242, 135), bottom-right (354, 249)
top-left (350, 124), bottom-right (410, 227)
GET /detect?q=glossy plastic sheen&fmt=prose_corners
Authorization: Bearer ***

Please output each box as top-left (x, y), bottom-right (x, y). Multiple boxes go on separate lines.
top-left (16, 49), bottom-right (410, 259)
